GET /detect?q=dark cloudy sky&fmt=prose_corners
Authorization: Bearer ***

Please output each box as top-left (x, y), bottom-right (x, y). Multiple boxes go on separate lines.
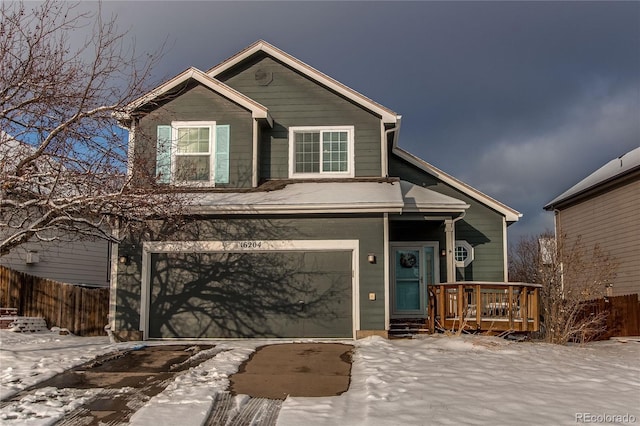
top-left (98, 1), bottom-right (639, 243)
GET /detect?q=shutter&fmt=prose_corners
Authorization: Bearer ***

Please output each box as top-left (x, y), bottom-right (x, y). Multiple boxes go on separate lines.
top-left (156, 125), bottom-right (172, 184)
top-left (215, 125), bottom-right (230, 184)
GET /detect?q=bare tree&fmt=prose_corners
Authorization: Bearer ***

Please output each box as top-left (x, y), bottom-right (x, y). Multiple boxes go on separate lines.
top-left (509, 232), bottom-right (617, 344)
top-left (0, 1), bottom-right (172, 255)
top-left (508, 230), bottom-right (554, 284)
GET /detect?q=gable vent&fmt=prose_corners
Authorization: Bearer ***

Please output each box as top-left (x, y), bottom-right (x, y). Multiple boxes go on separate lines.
top-left (254, 68), bottom-right (273, 86)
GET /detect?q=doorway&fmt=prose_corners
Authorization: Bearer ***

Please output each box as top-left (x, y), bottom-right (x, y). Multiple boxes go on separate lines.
top-left (391, 243), bottom-right (439, 318)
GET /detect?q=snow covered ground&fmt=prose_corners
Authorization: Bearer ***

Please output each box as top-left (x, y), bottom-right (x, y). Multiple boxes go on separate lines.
top-left (1, 330), bottom-right (638, 425)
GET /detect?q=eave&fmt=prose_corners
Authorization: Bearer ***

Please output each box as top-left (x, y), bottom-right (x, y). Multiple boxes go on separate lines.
top-left (544, 147), bottom-right (640, 211)
top-left (119, 67), bottom-right (273, 127)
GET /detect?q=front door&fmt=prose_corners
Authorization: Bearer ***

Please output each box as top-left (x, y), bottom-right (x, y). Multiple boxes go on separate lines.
top-left (391, 243), bottom-right (439, 318)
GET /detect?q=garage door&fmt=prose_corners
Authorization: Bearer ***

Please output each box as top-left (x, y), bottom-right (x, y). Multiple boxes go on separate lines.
top-left (148, 250), bottom-right (352, 338)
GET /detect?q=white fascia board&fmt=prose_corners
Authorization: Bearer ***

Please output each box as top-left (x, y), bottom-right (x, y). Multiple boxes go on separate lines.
top-left (144, 239), bottom-right (358, 253)
top-left (123, 67), bottom-right (272, 125)
top-left (207, 40), bottom-right (399, 124)
top-left (401, 206), bottom-right (469, 214)
top-left (186, 204), bottom-right (404, 215)
top-left (392, 147), bottom-right (522, 222)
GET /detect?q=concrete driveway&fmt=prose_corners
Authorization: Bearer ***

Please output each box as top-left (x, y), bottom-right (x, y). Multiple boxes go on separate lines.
top-left (230, 343), bottom-right (353, 399)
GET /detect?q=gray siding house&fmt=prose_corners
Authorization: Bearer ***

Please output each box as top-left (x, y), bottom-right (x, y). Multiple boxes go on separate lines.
top-left (0, 131), bottom-right (111, 288)
top-left (0, 240), bottom-right (110, 288)
top-left (113, 40), bottom-right (521, 340)
top-left (544, 147), bottom-right (640, 297)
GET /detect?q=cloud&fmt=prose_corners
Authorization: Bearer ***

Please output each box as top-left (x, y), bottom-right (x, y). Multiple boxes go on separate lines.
top-left (461, 83), bottom-right (639, 241)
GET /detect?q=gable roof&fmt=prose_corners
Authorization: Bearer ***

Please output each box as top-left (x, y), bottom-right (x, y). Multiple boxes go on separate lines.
top-left (207, 40), bottom-right (399, 124)
top-left (400, 180), bottom-right (470, 213)
top-left (392, 146), bottom-right (522, 222)
top-left (120, 67), bottom-right (273, 126)
top-left (544, 146), bottom-right (640, 210)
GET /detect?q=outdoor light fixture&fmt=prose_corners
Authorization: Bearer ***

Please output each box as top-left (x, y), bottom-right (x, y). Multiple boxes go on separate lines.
top-left (367, 253), bottom-right (376, 264)
top-left (118, 255), bottom-right (129, 265)
top-left (441, 249), bottom-right (447, 257)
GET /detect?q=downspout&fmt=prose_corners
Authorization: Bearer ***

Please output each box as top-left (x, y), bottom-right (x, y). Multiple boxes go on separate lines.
top-left (553, 208), bottom-right (564, 297)
top-left (445, 212), bottom-right (466, 283)
top-left (382, 116), bottom-right (402, 178)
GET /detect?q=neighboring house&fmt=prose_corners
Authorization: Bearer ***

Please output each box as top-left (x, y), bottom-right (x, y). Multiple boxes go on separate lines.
top-left (112, 40), bottom-right (522, 340)
top-left (0, 240), bottom-right (111, 288)
top-left (544, 147), bottom-right (640, 297)
top-left (0, 131), bottom-right (111, 288)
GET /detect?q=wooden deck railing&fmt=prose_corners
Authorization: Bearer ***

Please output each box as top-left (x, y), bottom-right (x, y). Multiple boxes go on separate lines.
top-left (430, 282), bottom-right (541, 333)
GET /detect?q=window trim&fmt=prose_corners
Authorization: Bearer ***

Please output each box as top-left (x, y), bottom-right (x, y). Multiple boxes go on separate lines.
top-left (454, 240), bottom-right (474, 268)
top-left (288, 126), bottom-right (355, 178)
top-left (170, 120), bottom-right (216, 186)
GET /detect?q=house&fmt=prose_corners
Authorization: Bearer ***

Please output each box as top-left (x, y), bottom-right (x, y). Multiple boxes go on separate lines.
top-left (544, 147), bottom-right (640, 297)
top-left (0, 131), bottom-right (111, 288)
top-left (112, 40), bottom-right (526, 341)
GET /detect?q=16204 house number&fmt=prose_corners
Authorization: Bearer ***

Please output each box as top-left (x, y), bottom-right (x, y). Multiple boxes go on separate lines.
top-left (239, 241), bottom-right (263, 249)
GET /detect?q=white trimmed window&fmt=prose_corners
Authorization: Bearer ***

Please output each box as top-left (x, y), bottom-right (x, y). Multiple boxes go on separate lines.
top-left (156, 121), bottom-right (230, 186)
top-left (454, 240), bottom-right (474, 267)
top-left (288, 126), bottom-right (355, 178)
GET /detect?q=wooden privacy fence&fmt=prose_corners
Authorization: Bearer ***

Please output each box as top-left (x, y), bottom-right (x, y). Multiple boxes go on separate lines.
top-left (582, 293), bottom-right (640, 340)
top-left (0, 266), bottom-right (109, 336)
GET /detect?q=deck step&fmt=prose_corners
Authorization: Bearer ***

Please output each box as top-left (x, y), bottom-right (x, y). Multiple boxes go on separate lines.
top-left (389, 319), bottom-right (432, 338)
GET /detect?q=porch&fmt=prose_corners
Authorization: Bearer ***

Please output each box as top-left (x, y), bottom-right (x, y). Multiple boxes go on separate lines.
top-left (389, 281), bottom-right (541, 336)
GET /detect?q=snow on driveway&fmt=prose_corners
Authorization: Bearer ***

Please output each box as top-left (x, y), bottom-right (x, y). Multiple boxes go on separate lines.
top-left (1, 331), bottom-right (639, 425)
top-left (278, 336), bottom-right (640, 425)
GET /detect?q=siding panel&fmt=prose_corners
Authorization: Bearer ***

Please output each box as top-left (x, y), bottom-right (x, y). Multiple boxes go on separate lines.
top-left (218, 56), bottom-right (383, 179)
top-left (557, 180), bottom-right (640, 296)
top-left (136, 83), bottom-right (254, 188)
top-left (0, 239), bottom-right (110, 287)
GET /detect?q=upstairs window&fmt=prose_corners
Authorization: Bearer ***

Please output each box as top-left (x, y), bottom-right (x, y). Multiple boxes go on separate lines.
top-left (288, 126), bottom-right (354, 178)
top-left (156, 121), bottom-right (229, 186)
top-left (175, 125), bottom-right (211, 182)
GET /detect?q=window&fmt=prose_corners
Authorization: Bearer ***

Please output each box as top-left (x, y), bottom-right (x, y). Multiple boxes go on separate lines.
top-left (156, 121), bottom-right (229, 186)
top-left (175, 125), bottom-right (212, 182)
top-left (454, 240), bottom-right (474, 267)
top-left (289, 126), bottom-right (354, 178)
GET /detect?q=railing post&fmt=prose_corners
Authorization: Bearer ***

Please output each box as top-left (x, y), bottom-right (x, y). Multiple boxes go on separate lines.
top-left (475, 284), bottom-right (481, 327)
top-left (439, 285), bottom-right (445, 326)
top-left (429, 287), bottom-right (435, 333)
top-left (521, 286), bottom-right (528, 332)
top-left (457, 284), bottom-right (464, 321)
top-left (533, 287), bottom-right (540, 332)
top-left (508, 285), bottom-right (514, 330)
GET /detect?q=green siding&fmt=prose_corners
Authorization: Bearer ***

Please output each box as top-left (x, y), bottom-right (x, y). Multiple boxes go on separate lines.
top-left (136, 83), bottom-right (254, 188)
top-left (115, 215), bottom-right (386, 335)
top-left (218, 55), bottom-right (383, 179)
top-left (389, 155), bottom-right (506, 282)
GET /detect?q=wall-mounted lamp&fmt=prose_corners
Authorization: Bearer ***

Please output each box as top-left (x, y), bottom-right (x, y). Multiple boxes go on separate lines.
top-left (118, 255), bottom-right (130, 265)
top-left (367, 253), bottom-right (376, 264)
top-left (441, 249), bottom-right (447, 257)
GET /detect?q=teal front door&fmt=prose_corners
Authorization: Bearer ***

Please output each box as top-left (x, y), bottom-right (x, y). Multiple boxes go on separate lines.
top-left (392, 244), bottom-right (439, 317)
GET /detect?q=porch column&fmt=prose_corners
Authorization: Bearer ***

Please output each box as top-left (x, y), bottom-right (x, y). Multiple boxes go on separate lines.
top-left (444, 218), bottom-right (455, 283)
